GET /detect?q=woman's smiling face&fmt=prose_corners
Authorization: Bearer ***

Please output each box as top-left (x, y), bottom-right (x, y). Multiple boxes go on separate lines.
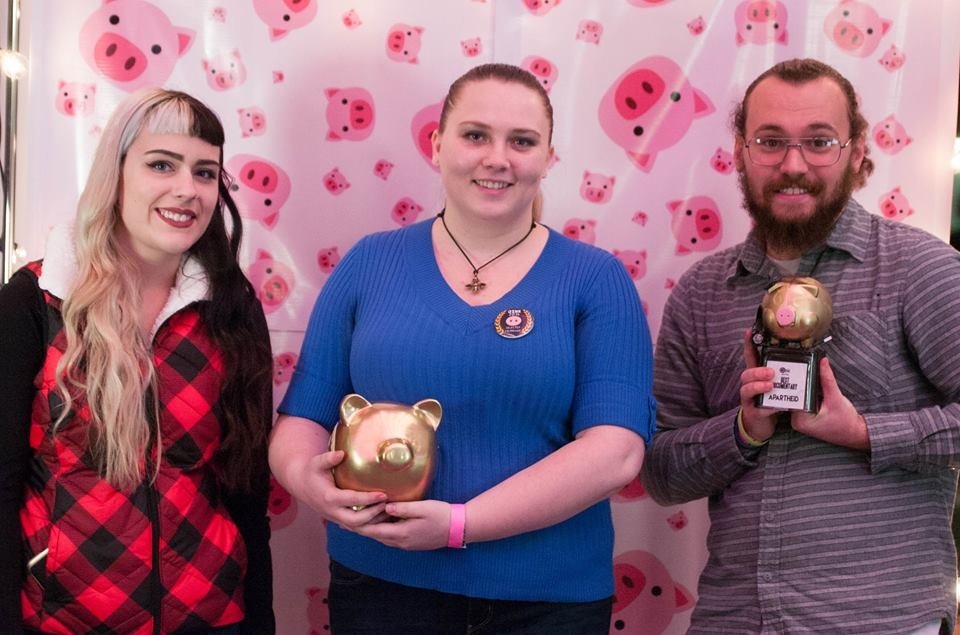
top-left (117, 131), bottom-right (221, 268)
top-left (431, 77), bottom-right (554, 223)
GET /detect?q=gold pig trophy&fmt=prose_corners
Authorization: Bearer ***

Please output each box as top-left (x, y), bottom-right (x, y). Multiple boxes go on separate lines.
top-left (330, 394), bottom-right (442, 501)
top-left (751, 277), bottom-right (833, 412)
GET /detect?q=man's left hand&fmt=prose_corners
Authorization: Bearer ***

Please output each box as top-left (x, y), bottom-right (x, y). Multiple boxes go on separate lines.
top-left (791, 357), bottom-right (870, 451)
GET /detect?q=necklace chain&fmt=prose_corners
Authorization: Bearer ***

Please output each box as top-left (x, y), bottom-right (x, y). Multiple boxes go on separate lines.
top-left (438, 211), bottom-right (537, 294)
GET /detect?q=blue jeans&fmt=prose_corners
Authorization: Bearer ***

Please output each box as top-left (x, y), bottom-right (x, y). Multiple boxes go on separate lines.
top-left (328, 561), bottom-right (612, 634)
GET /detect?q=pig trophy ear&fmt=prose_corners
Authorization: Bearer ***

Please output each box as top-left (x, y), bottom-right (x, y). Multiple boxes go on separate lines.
top-left (340, 394), bottom-right (371, 424)
top-left (413, 398), bottom-right (442, 429)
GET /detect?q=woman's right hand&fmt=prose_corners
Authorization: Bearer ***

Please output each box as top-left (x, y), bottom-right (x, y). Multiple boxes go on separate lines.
top-left (269, 415), bottom-right (388, 530)
top-left (296, 449), bottom-right (388, 528)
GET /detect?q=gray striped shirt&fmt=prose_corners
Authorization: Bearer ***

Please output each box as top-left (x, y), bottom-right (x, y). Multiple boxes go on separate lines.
top-left (641, 200), bottom-right (960, 634)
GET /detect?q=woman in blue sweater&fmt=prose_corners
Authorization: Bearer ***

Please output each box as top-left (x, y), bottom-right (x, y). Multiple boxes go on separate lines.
top-left (270, 63), bottom-right (655, 634)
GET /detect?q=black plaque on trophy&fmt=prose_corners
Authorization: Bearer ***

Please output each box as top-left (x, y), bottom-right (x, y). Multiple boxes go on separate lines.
top-left (751, 277), bottom-right (833, 413)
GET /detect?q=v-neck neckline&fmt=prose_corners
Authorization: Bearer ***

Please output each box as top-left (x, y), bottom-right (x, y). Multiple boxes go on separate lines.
top-left (404, 220), bottom-right (558, 333)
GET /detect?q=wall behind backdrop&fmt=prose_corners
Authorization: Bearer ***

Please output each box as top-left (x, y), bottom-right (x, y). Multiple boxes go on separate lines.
top-left (8, 1), bottom-right (959, 633)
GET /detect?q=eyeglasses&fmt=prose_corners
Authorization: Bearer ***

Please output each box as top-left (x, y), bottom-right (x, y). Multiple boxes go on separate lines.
top-left (744, 136), bottom-right (853, 167)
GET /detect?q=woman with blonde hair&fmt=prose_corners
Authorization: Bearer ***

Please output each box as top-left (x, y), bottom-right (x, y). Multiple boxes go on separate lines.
top-left (0, 88), bottom-right (275, 634)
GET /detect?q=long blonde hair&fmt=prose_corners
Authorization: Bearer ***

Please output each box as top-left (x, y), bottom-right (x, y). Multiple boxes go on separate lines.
top-left (56, 89), bottom-right (244, 490)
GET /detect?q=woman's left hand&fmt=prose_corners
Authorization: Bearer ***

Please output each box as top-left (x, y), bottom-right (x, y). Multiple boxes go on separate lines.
top-left (353, 500), bottom-right (453, 551)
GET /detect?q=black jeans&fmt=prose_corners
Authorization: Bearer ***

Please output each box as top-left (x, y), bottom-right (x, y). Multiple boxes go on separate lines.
top-left (328, 561), bottom-right (613, 634)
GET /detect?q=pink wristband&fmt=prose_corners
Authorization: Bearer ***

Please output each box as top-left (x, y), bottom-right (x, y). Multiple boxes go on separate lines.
top-left (447, 503), bottom-right (467, 549)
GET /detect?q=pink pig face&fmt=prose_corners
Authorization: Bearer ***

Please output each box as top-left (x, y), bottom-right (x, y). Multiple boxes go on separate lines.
top-left (225, 154), bottom-right (292, 229)
top-left (306, 587), bottom-right (331, 634)
top-left (576, 20), bottom-right (603, 44)
top-left (711, 147), bottom-right (735, 174)
top-left (317, 247), bottom-right (341, 274)
top-left (687, 16), bottom-right (705, 35)
top-left (268, 476), bottom-right (298, 530)
top-left (202, 50), bottom-right (246, 91)
top-left (273, 352), bottom-right (298, 385)
top-left (253, 0), bottom-right (318, 41)
top-left (872, 115), bottom-right (912, 155)
top-left (734, 0), bottom-right (788, 46)
top-left (325, 87), bottom-right (375, 142)
top-left (668, 196), bottom-right (723, 254)
top-left (613, 249), bottom-right (647, 280)
top-left (613, 475), bottom-right (647, 502)
top-left (563, 218), bottom-right (597, 244)
top-left (411, 102), bottom-right (442, 170)
top-left (79, 0), bottom-right (195, 91)
top-left (627, 0), bottom-right (673, 5)
top-left (56, 81), bottom-right (96, 116)
top-left (323, 168), bottom-right (351, 196)
top-left (268, 476), bottom-right (292, 515)
top-left (823, 0), bottom-right (892, 58)
top-left (386, 24), bottom-right (424, 64)
top-left (666, 510), bottom-right (688, 530)
top-left (238, 107), bottom-right (267, 138)
top-left (878, 44), bottom-right (906, 71)
top-left (523, 0), bottom-right (561, 15)
top-left (612, 550), bottom-right (695, 634)
top-left (342, 9), bottom-right (362, 29)
top-left (879, 186), bottom-right (913, 221)
top-left (373, 159), bottom-right (394, 180)
top-left (520, 56), bottom-right (559, 93)
top-left (599, 55), bottom-right (714, 172)
top-left (461, 37), bottom-right (482, 57)
top-left (580, 171), bottom-right (616, 204)
top-left (391, 197), bottom-right (424, 226)
top-left (246, 249), bottom-right (295, 313)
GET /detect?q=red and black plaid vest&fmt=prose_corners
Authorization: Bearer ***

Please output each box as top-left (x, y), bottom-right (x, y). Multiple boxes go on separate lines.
top-left (20, 262), bottom-right (247, 634)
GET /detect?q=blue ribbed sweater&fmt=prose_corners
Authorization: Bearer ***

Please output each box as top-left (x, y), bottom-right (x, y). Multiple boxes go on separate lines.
top-left (279, 219), bottom-right (655, 601)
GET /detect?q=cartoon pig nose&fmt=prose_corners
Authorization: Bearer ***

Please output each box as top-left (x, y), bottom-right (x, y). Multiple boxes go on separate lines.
top-left (94, 33), bottom-right (147, 81)
top-left (350, 100), bottom-right (373, 129)
top-left (378, 439), bottom-right (414, 471)
top-left (388, 32), bottom-right (405, 51)
top-left (776, 307), bottom-right (796, 326)
top-left (831, 22), bottom-right (865, 50)
top-left (285, 0), bottom-right (311, 13)
top-left (262, 277), bottom-right (289, 303)
top-left (615, 69), bottom-right (665, 120)
top-left (748, 1), bottom-right (777, 22)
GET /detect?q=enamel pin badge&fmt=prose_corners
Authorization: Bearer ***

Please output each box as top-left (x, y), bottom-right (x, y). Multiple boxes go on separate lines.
top-left (494, 308), bottom-right (534, 339)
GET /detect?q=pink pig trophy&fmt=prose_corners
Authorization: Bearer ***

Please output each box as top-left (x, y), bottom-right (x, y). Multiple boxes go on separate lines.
top-left (751, 277), bottom-right (833, 412)
top-left (330, 394), bottom-right (442, 501)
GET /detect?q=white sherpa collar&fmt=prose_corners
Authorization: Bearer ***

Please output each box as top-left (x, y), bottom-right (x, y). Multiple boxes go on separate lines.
top-left (38, 223), bottom-right (211, 339)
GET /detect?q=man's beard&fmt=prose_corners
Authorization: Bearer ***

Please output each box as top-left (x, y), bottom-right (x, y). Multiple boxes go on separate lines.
top-left (740, 165), bottom-right (857, 256)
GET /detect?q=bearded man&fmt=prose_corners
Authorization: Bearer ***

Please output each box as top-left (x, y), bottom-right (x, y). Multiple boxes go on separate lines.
top-left (641, 58), bottom-right (960, 635)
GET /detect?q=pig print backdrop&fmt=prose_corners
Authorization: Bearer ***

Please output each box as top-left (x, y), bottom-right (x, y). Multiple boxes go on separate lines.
top-left (9, 1), bottom-right (960, 633)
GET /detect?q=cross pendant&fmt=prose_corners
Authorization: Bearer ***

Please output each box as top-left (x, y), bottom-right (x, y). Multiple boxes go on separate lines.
top-left (466, 275), bottom-right (486, 294)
